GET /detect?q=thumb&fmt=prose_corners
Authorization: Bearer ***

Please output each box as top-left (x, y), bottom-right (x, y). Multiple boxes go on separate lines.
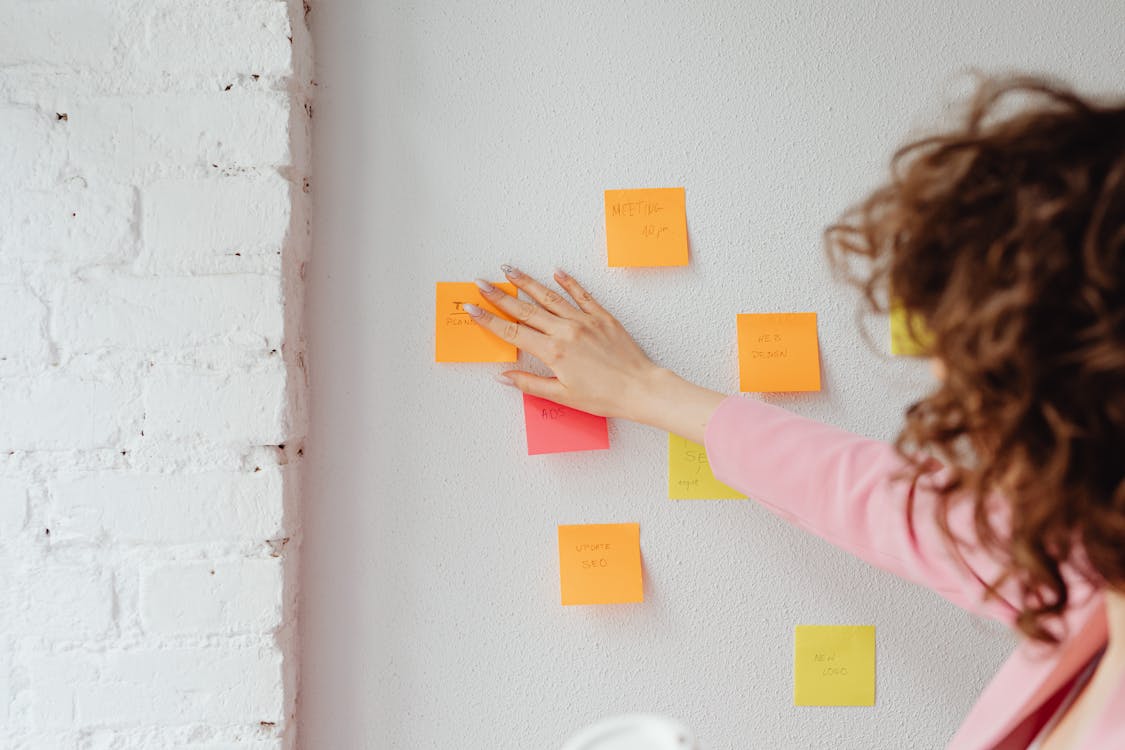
top-left (497, 371), bottom-right (567, 403)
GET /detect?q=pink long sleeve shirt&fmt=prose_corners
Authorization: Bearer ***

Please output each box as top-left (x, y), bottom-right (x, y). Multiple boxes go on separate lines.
top-left (702, 395), bottom-right (1123, 749)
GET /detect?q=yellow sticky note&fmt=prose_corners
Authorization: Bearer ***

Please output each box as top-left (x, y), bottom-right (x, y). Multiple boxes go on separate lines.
top-left (604, 188), bottom-right (689, 267)
top-left (557, 523), bottom-right (643, 606)
top-left (794, 625), bottom-right (876, 706)
top-left (737, 312), bottom-right (821, 392)
top-left (890, 301), bottom-right (933, 357)
top-left (435, 281), bottom-right (519, 362)
top-left (668, 434), bottom-right (745, 499)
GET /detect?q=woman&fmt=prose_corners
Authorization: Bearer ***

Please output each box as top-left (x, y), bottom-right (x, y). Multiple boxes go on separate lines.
top-left (463, 76), bottom-right (1125, 749)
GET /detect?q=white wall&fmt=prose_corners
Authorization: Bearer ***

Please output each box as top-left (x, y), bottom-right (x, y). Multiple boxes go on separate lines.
top-left (302, 2), bottom-right (1124, 748)
top-left (0, 1), bottom-right (311, 748)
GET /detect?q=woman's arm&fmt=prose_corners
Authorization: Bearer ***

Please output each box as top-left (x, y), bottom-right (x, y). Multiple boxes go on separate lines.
top-left (468, 266), bottom-right (1018, 623)
top-left (467, 267), bottom-right (725, 441)
top-left (704, 394), bottom-right (1018, 623)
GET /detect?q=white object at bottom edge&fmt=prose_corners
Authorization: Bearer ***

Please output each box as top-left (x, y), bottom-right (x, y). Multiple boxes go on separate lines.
top-left (560, 714), bottom-right (699, 750)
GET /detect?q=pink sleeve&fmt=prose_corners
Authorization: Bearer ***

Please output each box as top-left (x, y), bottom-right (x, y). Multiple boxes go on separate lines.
top-left (703, 394), bottom-right (1019, 624)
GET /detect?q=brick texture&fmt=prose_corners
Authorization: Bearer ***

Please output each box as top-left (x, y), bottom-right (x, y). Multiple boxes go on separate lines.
top-left (0, 0), bottom-right (311, 747)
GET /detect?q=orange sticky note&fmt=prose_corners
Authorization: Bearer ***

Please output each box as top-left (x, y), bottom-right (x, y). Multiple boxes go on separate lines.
top-left (435, 281), bottom-right (519, 362)
top-left (558, 523), bottom-right (643, 605)
top-left (604, 187), bottom-right (689, 267)
top-left (523, 394), bottom-right (610, 455)
top-left (737, 312), bottom-right (821, 392)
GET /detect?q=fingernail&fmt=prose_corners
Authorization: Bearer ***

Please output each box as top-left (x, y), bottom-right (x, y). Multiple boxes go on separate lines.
top-left (553, 267), bottom-right (569, 280)
top-left (494, 374), bottom-right (515, 386)
top-left (501, 264), bottom-right (523, 278)
top-left (474, 278), bottom-right (496, 294)
top-left (463, 303), bottom-right (483, 317)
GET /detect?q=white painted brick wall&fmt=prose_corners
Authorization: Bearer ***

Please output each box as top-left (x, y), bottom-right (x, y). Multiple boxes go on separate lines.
top-left (50, 468), bottom-right (285, 545)
top-left (141, 559), bottom-right (283, 635)
top-left (0, 0), bottom-right (311, 747)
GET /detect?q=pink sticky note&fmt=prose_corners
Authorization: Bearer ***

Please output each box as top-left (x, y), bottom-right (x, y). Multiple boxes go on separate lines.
top-left (523, 394), bottom-right (610, 455)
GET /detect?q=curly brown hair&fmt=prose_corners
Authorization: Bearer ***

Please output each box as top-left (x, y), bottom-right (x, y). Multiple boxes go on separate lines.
top-left (826, 74), bottom-right (1125, 645)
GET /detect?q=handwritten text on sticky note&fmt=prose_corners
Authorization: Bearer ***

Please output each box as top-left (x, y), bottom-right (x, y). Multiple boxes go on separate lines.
top-left (604, 188), bottom-right (689, 267)
top-left (668, 434), bottom-right (745, 499)
top-left (794, 625), bottom-right (876, 706)
top-left (523, 394), bottom-right (610, 455)
top-left (435, 281), bottom-right (519, 362)
top-left (737, 312), bottom-right (821, 392)
top-left (558, 523), bottom-right (643, 605)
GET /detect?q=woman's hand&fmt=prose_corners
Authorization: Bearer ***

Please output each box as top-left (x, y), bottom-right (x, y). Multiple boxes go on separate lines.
top-left (465, 265), bottom-right (726, 443)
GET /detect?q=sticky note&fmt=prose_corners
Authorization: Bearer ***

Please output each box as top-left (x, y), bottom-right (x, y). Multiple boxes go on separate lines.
top-left (668, 434), bottom-right (745, 499)
top-left (523, 394), bottom-right (610, 455)
top-left (793, 625), bottom-right (876, 706)
top-left (558, 523), bottom-right (643, 605)
top-left (737, 312), bottom-right (821, 392)
top-left (890, 301), bottom-right (933, 357)
top-left (604, 187), bottom-right (689, 267)
top-left (435, 281), bottom-right (519, 362)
